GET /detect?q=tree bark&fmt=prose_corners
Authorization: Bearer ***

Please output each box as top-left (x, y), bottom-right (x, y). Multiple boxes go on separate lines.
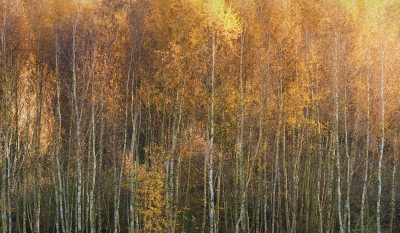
top-left (390, 136), bottom-right (398, 233)
top-left (89, 68), bottom-right (97, 233)
top-left (272, 73), bottom-right (283, 233)
top-left (316, 104), bottom-right (323, 233)
top-left (344, 85), bottom-right (351, 233)
top-left (1, 0), bottom-right (8, 231)
top-left (129, 78), bottom-right (139, 233)
top-left (235, 32), bottom-right (245, 233)
top-left (360, 68), bottom-right (370, 233)
top-left (72, 16), bottom-right (83, 233)
top-left (333, 31), bottom-right (344, 233)
top-left (376, 41), bottom-right (385, 233)
top-left (209, 30), bottom-right (216, 233)
top-left (114, 55), bottom-right (133, 233)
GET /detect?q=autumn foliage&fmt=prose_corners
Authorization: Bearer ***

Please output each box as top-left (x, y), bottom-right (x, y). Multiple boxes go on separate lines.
top-left (1, 0), bottom-right (400, 232)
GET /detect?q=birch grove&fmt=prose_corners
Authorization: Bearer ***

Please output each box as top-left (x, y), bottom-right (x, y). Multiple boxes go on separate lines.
top-left (0, 0), bottom-right (400, 232)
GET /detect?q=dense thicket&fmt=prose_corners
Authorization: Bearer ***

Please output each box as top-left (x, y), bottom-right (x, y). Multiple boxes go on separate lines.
top-left (1, 0), bottom-right (400, 232)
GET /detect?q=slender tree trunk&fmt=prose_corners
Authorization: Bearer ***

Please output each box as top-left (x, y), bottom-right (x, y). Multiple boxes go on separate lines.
top-left (52, 169), bottom-right (60, 233)
top-left (209, 30), bottom-right (216, 233)
top-left (303, 31), bottom-right (312, 233)
top-left (333, 31), bottom-right (344, 233)
top-left (23, 87), bottom-right (29, 233)
top-left (215, 152), bottom-right (221, 233)
top-left (55, 23), bottom-right (69, 233)
top-left (272, 74), bottom-right (283, 233)
top-left (89, 81), bottom-right (97, 233)
top-left (389, 138), bottom-right (398, 233)
top-left (236, 85), bottom-right (264, 233)
top-left (1, 133), bottom-right (8, 233)
top-left (256, 76), bottom-right (266, 233)
top-left (376, 43), bottom-right (385, 233)
top-left (129, 72), bottom-right (139, 233)
top-left (34, 76), bottom-right (42, 233)
top-left (174, 141), bottom-right (182, 232)
top-left (66, 112), bottom-right (74, 232)
top-left (290, 129), bottom-right (303, 233)
top-left (72, 17), bottom-right (83, 233)
top-left (236, 116), bottom-right (263, 233)
top-left (263, 35), bottom-right (271, 233)
top-left (96, 106), bottom-right (104, 233)
top-left (282, 125), bottom-right (290, 233)
top-left (22, 26), bottom-right (33, 233)
top-left (167, 82), bottom-right (184, 232)
top-left (235, 32), bottom-right (245, 233)
top-left (202, 138), bottom-right (207, 233)
top-left (263, 153), bottom-right (268, 233)
top-left (32, 27), bottom-right (44, 231)
top-left (277, 167), bottom-right (282, 232)
top-left (1, 0), bottom-right (8, 231)
top-left (114, 55), bottom-right (133, 233)
top-left (304, 140), bottom-right (311, 233)
top-left (360, 68), bottom-right (370, 233)
top-left (256, 164), bottom-right (262, 233)
top-left (325, 135), bottom-right (334, 233)
top-left (112, 122), bottom-right (118, 232)
top-left (344, 85), bottom-right (351, 233)
top-left (183, 122), bottom-right (193, 232)
top-left (316, 105), bottom-right (323, 233)
top-left (290, 65), bottom-right (306, 233)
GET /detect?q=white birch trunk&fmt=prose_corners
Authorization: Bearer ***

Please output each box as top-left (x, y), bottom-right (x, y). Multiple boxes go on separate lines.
top-left (317, 106), bottom-right (323, 233)
top-left (376, 43), bottom-right (385, 233)
top-left (114, 56), bottom-right (132, 233)
top-left (89, 83), bottom-right (97, 233)
top-left (390, 146), bottom-right (398, 233)
top-left (1, 0), bottom-right (7, 231)
top-left (235, 32), bottom-right (245, 233)
top-left (282, 126), bottom-right (290, 233)
top-left (325, 136), bottom-right (334, 233)
top-left (129, 75), bottom-right (139, 233)
top-left (209, 30), bottom-right (216, 233)
top-left (333, 31), bottom-right (344, 233)
top-left (360, 69), bottom-right (370, 233)
top-left (272, 75), bottom-right (283, 233)
top-left (55, 24), bottom-right (68, 233)
top-left (72, 18), bottom-right (82, 233)
top-left (344, 85), bottom-right (351, 233)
